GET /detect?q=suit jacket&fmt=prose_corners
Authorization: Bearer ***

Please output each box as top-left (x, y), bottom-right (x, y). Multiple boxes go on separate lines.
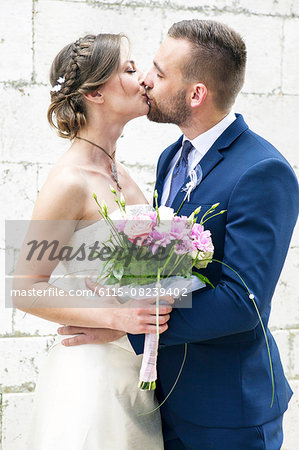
top-left (128, 114), bottom-right (299, 439)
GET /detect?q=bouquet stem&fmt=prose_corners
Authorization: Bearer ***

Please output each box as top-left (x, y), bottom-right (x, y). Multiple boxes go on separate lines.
top-left (138, 269), bottom-right (161, 390)
top-left (138, 332), bottom-right (159, 390)
top-left (138, 381), bottom-right (157, 390)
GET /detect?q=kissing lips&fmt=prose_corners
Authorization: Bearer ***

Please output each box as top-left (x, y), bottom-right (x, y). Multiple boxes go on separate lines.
top-left (142, 93), bottom-right (151, 107)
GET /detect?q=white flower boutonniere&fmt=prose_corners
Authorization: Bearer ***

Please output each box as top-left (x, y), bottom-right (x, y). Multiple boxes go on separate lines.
top-left (175, 164), bottom-right (203, 215)
top-left (182, 164), bottom-right (203, 201)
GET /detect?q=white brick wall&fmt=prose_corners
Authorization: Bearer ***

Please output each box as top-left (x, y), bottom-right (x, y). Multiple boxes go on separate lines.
top-left (283, 18), bottom-right (299, 94)
top-left (0, 1), bottom-right (298, 449)
top-left (1, 393), bottom-right (34, 450)
top-left (0, 0), bottom-right (32, 82)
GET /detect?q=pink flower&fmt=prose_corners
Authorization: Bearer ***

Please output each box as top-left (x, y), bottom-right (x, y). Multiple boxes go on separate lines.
top-left (148, 211), bottom-right (158, 224)
top-left (174, 237), bottom-right (193, 255)
top-left (191, 223), bottom-right (214, 253)
top-left (115, 220), bottom-right (127, 233)
top-left (149, 229), bottom-right (173, 254)
top-left (191, 223), bottom-right (204, 239)
top-left (189, 223), bottom-right (214, 268)
top-left (170, 215), bottom-right (190, 240)
top-left (123, 215), bottom-right (154, 246)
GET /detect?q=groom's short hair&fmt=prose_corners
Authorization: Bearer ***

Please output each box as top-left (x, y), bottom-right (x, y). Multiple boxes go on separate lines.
top-left (168, 20), bottom-right (247, 112)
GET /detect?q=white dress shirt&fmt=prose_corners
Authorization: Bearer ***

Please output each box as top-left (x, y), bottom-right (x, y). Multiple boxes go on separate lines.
top-left (161, 111), bottom-right (236, 205)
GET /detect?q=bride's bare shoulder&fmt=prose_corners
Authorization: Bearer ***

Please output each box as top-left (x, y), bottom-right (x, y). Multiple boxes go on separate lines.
top-left (32, 164), bottom-right (87, 220)
top-left (49, 163), bottom-right (86, 185)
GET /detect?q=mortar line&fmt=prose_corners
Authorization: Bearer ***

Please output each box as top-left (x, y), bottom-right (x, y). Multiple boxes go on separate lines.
top-left (31, 0), bottom-right (37, 83)
top-left (280, 17), bottom-right (286, 94)
top-left (32, 0), bottom-right (299, 19)
top-left (0, 392), bottom-right (2, 447)
top-left (2, 79), bottom-right (299, 97)
top-left (80, 1), bottom-right (299, 19)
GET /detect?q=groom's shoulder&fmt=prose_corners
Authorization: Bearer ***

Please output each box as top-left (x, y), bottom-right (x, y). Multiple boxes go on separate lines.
top-left (231, 122), bottom-right (298, 200)
top-left (235, 115), bottom-right (292, 168)
top-left (242, 127), bottom-right (291, 167)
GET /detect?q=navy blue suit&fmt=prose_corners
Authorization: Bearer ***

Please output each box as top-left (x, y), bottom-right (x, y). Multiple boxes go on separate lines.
top-left (128, 114), bottom-right (299, 448)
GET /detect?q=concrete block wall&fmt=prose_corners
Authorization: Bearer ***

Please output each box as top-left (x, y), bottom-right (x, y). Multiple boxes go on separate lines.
top-left (0, 1), bottom-right (298, 449)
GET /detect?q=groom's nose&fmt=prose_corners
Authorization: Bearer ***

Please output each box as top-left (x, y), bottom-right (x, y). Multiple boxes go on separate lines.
top-left (144, 70), bottom-right (154, 90)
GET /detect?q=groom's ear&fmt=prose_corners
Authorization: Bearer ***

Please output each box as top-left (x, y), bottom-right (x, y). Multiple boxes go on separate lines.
top-left (190, 83), bottom-right (207, 108)
top-left (84, 90), bottom-right (104, 104)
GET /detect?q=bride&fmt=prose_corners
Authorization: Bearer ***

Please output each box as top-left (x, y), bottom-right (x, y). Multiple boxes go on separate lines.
top-left (13, 33), bottom-right (172, 449)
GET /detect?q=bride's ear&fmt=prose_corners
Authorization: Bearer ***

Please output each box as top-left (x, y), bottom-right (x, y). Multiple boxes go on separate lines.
top-left (84, 90), bottom-right (104, 104)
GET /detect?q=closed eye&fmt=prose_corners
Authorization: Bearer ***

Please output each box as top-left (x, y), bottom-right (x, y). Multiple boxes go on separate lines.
top-left (125, 60), bottom-right (137, 73)
top-left (153, 61), bottom-right (166, 79)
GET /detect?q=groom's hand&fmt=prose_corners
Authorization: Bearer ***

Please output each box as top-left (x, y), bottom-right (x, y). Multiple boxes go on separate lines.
top-left (57, 326), bottom-right (125, 346)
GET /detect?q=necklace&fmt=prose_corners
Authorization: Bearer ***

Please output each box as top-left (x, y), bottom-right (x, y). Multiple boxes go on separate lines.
top-left (76, 136), bottom-right (122, 190)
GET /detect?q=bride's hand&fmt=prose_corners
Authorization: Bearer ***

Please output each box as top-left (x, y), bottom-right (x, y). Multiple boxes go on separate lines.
top-left (113, 297), bottom-right (173, 334)
top-left (85, 278), bottom-right (174, 335)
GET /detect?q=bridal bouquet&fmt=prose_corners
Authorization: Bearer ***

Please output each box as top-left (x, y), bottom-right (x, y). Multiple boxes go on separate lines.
top-left (94, 186), bottom-right (224, 390)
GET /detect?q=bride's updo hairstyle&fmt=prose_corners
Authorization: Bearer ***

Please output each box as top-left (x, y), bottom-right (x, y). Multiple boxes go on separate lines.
top-left (47, 33), bottom-right (125, 140)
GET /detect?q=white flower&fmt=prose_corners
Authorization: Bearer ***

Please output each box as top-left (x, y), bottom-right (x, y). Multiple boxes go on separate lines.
top-left (182, 169), bottom-right (197, 201)
top-left (181, 165), bottom-right (203, 203)
top-left (157, 206), bottom-right (175, 234)
top-left (158, 206), bottom-right (175, 220)
top-left (50, 76), bottom-right (65, 93)
top-left (192, 250), bottom-right (213, 269)
top-left (50, 84), bottom-right (62, 92)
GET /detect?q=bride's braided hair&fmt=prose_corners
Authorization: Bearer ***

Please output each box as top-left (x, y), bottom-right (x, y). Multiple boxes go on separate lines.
top-left (47, 33), bottom-right (125, 140)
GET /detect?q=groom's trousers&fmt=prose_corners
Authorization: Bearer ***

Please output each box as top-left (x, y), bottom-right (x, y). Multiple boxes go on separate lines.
top-left (163, 414), bottom-right (283, 450)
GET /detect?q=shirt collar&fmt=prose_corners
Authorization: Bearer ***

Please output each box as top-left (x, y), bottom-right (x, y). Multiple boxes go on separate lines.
top-left (182, 111), bottom-right (236, 158)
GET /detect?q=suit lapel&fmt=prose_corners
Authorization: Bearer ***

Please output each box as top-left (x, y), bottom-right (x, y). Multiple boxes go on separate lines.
top-left (172, 148), bottom-right (223, 210)
top-left (154, 135), bottom-right (183, 206)
top-left (171, 114), bottom-right (249, 210)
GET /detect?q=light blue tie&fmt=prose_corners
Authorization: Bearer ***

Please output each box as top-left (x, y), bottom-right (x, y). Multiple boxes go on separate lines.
top-left (165, 140), bottom-right (194, 207)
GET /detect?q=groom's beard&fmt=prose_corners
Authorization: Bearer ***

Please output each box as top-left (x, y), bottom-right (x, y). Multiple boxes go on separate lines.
top-left (147, 88), bottom-right (192, 126)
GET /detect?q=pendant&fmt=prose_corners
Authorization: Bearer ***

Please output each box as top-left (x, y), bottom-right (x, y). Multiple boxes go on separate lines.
top-left (111, 160), bottom-right (122, 190)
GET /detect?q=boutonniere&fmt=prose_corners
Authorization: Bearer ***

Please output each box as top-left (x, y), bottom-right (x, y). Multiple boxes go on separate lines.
top-left (176, 164), bottom-right (203, 214)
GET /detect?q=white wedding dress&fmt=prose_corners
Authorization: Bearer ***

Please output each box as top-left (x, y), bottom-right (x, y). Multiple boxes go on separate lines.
top-left (27, 205), bottom-right (164, 450)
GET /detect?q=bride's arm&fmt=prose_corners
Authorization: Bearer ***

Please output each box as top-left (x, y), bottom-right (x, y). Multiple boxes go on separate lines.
top-left (13, 167), bottom-right (171, 334)
top-left (13, 166), bottom-right (111, 327)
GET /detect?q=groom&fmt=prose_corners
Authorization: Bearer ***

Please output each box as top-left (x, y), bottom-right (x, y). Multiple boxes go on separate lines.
top-left (58, 20), bottom-right (298, 449)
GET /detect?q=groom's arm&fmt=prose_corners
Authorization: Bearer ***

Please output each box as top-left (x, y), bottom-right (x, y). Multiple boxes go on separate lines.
top-left (128, 158), bottom-right (299, 352)
top-left (57, 326), bottom-right (125, 346)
